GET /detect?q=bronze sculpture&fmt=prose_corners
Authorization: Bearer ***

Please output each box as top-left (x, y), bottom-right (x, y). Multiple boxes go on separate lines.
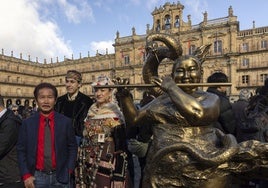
top-left (114, 33), bottom-right (268, 188)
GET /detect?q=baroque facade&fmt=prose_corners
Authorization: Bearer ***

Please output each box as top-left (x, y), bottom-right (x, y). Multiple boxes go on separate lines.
top-left (0, 2), bottom-right (268, 107)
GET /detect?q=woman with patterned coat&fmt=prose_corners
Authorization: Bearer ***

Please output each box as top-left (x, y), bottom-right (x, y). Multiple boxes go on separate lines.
top-left (77, 76), bottom-right (131, 188)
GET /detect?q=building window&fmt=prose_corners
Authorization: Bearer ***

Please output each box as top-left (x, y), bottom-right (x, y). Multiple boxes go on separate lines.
top-left (261, 40), bottom-right (267, 49)
top-left (242, 58), bottom-right (249, 66)
top-left (242, 75), bottom-right (249, 84)
top-left (242, 43), bottom-right (249, 51)
top-left (174, 16), bottom-right (180, 28)
top-left (260, 74), bottom-right (268, 82)
top-left (164, 15), bottom-right (171, 30)
top-left (189, 45), bottom-right (196, 55)
top-left (6, 99), bottom-right (12, 107)
top-left (156, 20), bottom-right (160, 31)
top-left (16, 88), bottom-right (22, 96)
top-left (124, 55), bottom-right (130, 65)
top-left (214, 40), bottom-right (222, 53)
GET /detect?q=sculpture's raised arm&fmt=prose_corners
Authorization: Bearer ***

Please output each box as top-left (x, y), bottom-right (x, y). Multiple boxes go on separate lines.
top-left (114, 79), bottom-right (152, 131)
top-left (152, 75), bottom-right (220, 126)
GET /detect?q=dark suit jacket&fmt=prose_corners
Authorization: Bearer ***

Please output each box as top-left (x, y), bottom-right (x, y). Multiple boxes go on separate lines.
top-left (55, 91), bottom-right (93, 137)
top-left (17, 111), bottom-right (78, 184)
top-left (0, 109), bottom-right (21, 183)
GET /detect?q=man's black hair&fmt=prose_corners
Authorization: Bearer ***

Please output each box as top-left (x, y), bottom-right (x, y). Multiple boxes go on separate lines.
top-left (34, 82), bottom-right (58, 99)
top-left (207, 72), bottom-right (228, 83)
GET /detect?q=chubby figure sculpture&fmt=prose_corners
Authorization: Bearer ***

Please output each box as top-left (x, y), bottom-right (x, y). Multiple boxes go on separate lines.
top-left (115, 33), bottom-right (268, 188)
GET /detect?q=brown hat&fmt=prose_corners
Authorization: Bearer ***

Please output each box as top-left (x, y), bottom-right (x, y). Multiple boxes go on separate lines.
top-left (66, 70), bottom-right (82, 83)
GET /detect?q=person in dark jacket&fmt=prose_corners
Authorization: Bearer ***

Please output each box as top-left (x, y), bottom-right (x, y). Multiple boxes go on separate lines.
top-left (232, 89), bottom-right (252, 143)
top-left (55, 70), bottom-right (94, 146)
top-left (0, 95), bottom-right (24, 188)
top-left (17, 82), bottom-right (78, 188)
top-left (259, 80), bottom-right (268, 96)
top-left (232, 83), bottom-right (268, 188)
top-left (207, 72), bottom-right (237, 135)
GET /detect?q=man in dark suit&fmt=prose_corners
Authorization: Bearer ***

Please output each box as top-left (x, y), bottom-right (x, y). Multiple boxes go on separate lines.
top-left (17, 82), bottom-right (78, 188)
top-left (55, 70), bottom-right (93, 146)
top-left (0, 95), bottom-right (24, 188)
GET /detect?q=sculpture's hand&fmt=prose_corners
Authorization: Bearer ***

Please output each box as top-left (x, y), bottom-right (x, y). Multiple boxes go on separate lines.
top-left (112, 77), bottom-right (129, 86)
top-left (151, 76), bottom-right (162, 86)
top-left (152, 76), bottom-right (174, 93)
top-left (113, 77), bottom-right (132, 98)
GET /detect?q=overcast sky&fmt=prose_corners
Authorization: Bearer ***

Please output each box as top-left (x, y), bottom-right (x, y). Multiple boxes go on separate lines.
top-left (0, 0), bottom-right (267, 63)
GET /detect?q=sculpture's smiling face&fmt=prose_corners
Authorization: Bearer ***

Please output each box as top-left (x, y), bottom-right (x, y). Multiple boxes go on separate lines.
top-left (172, 57), bottom-right (202, 85)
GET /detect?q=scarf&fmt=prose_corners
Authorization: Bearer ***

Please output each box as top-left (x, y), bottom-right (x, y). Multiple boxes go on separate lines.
top-left (85, 102), bottom-right (125, 128)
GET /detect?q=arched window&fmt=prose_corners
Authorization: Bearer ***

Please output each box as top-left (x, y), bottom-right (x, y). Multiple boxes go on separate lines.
top-left (174, 16), bottom-right (180, 28)
top-left (32, 100), bottom-right (36, 108)
top-left (24, 99), bottom-right (29, 107)
top-left (156, 20), bottom-right (160, 31)
top-left (214, 40), bottom-right (222, 53)
top-left (164, 15), bottom-right (171, 29)
top-left (16, 99), bottom-right (21, 106)
top-left (6, 99), bottom-right (12, 108)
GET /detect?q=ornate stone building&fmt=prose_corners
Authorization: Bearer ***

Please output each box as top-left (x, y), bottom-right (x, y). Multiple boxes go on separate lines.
top-left (0, 2), bottom-right (267, 107)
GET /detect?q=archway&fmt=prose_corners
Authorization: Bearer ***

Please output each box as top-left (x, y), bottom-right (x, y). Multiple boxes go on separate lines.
top-left (6, 99), bottom-right (12, 108)
top-left (16, 99), bottom-right (21, 106)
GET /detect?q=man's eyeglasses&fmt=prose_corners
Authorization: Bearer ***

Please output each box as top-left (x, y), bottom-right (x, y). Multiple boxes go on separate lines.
top-left (12, 110), bottom-right (18, 112)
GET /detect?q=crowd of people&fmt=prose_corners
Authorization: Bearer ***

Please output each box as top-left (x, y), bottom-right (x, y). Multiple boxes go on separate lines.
top-left (0, 65), bottom-right (268, 188)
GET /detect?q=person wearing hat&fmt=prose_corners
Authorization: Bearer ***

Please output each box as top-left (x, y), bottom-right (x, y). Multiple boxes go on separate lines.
top-left (55, 70), bottom-right (94, 146)
top-left (81, 75), bottom-right (132, 188)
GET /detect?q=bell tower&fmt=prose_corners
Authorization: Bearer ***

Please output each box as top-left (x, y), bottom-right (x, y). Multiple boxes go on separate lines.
top-left (151, 2), bottom-right (191, 34)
